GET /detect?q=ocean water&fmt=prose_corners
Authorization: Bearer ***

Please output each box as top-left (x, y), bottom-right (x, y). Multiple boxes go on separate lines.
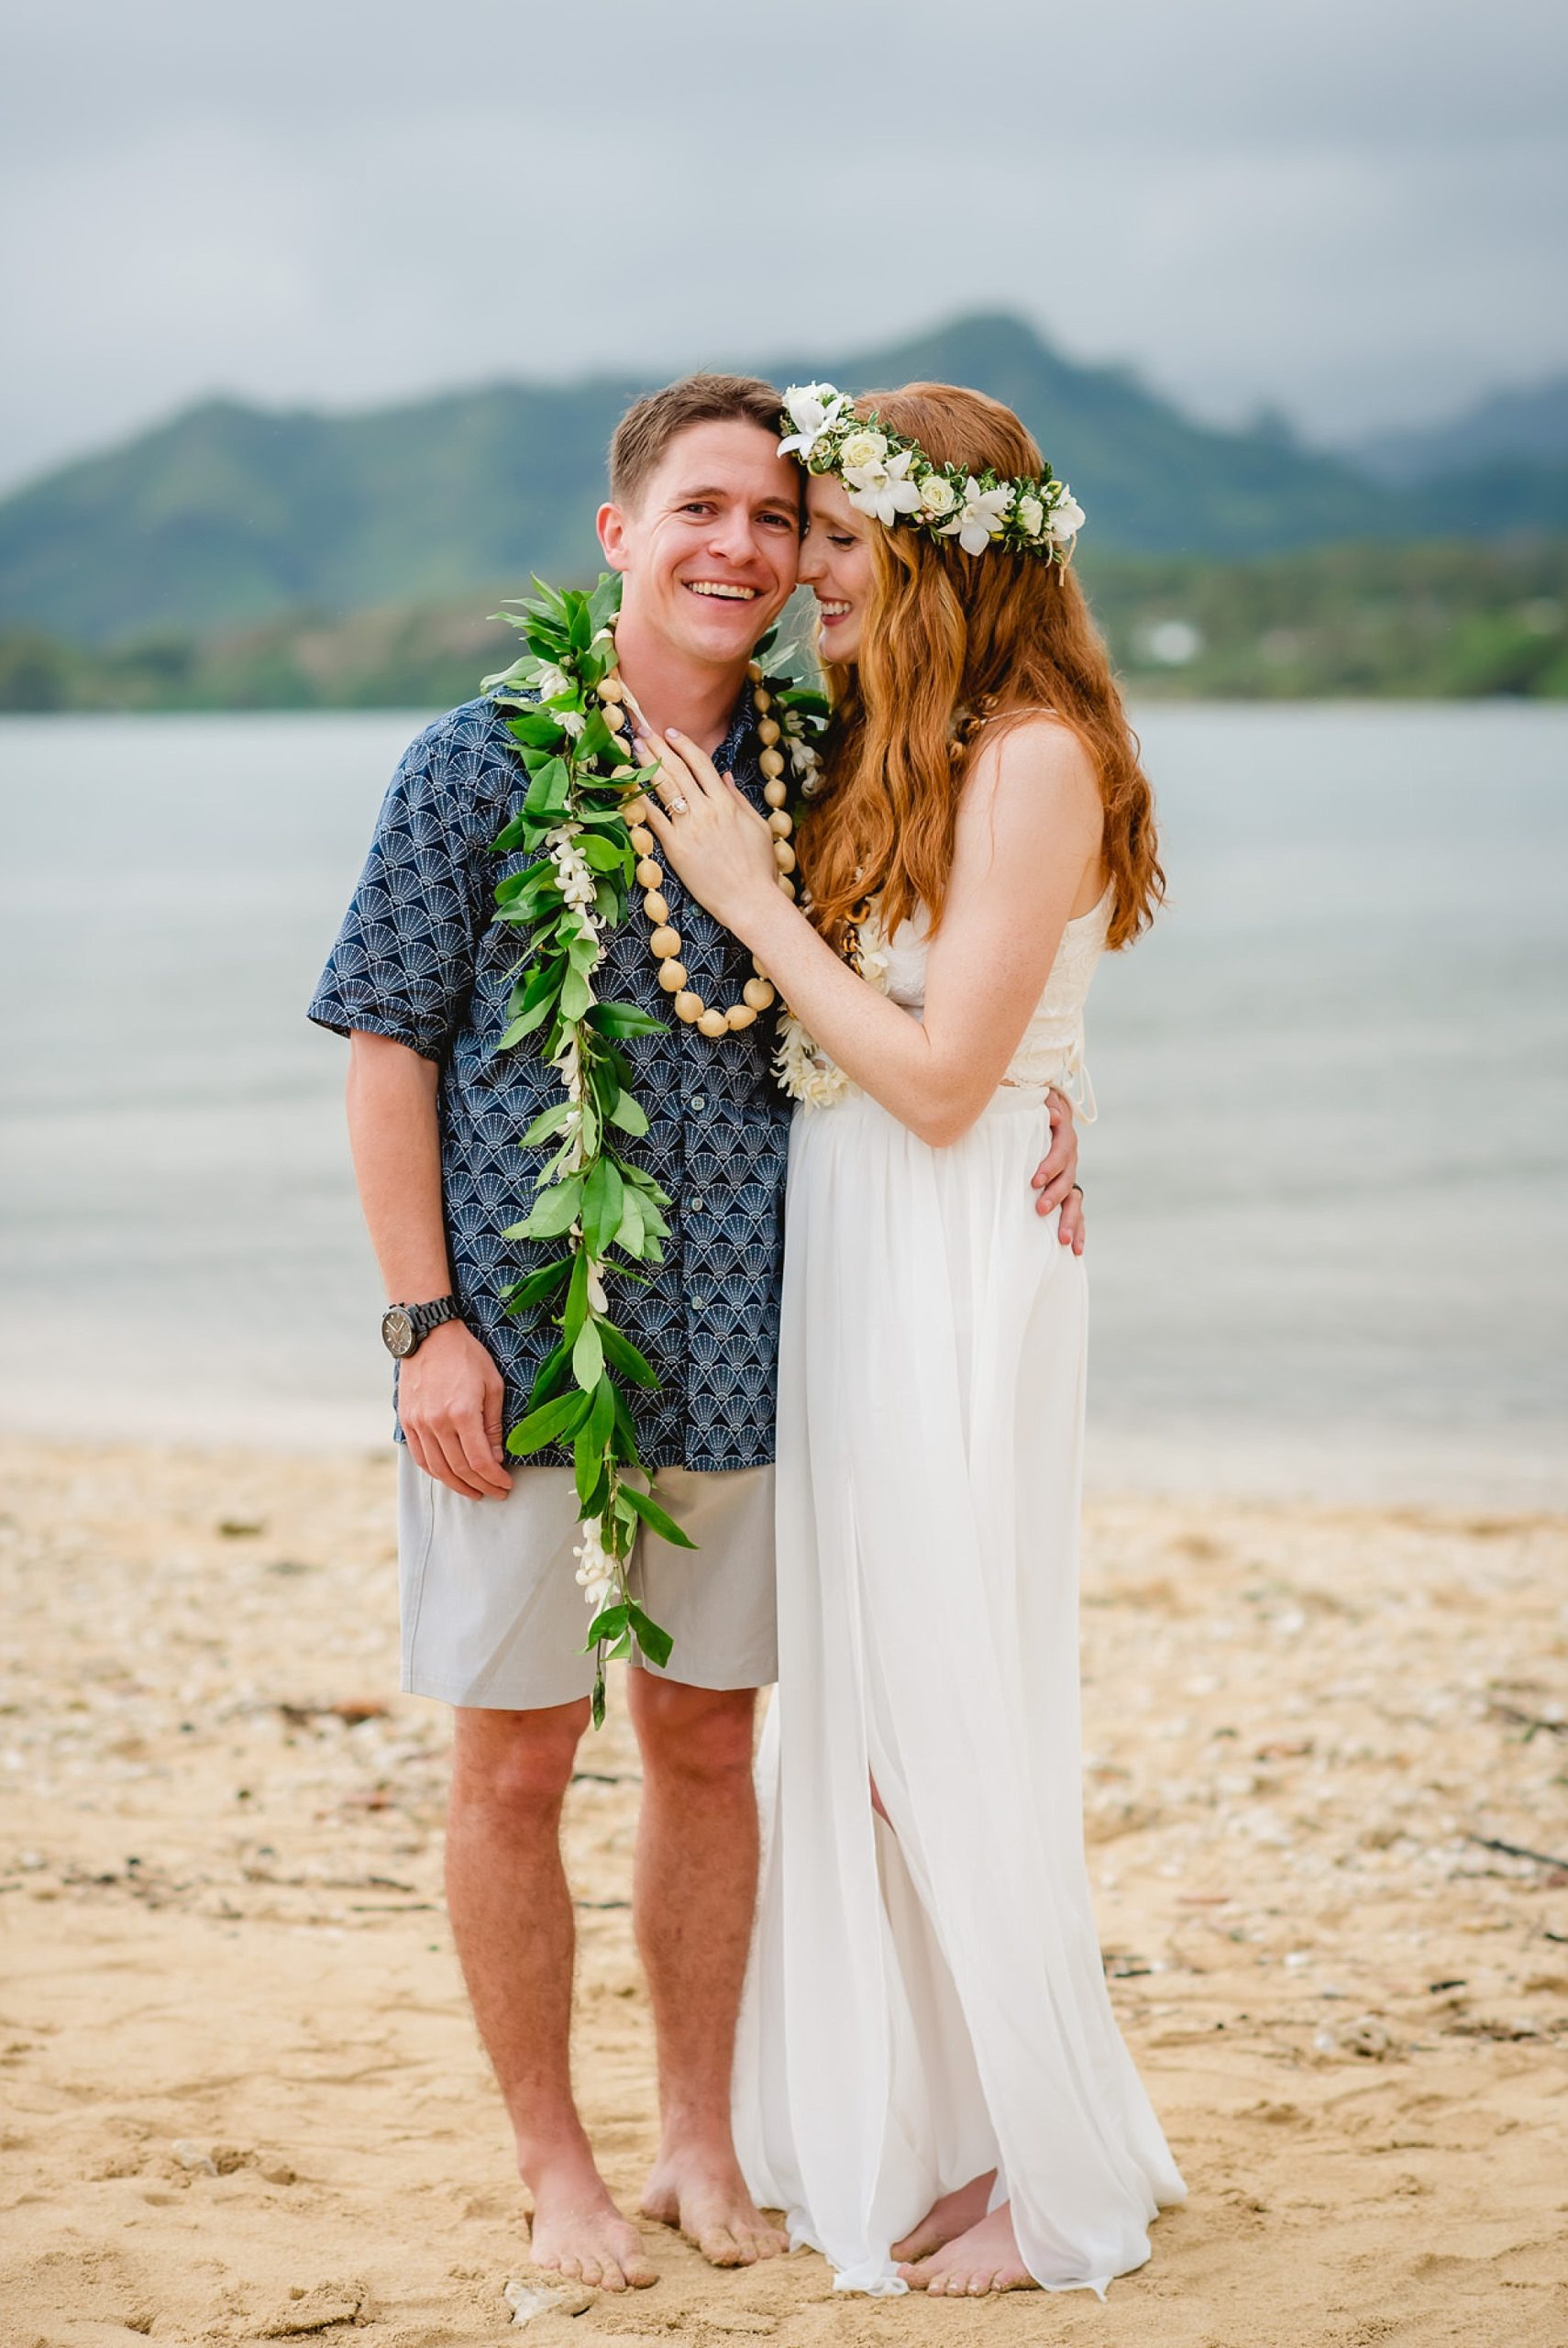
top-left (1, 704), bottom-right (1563, 1505)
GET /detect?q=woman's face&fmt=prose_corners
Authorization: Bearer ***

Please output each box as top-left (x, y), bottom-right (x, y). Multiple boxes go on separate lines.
top-left (798, 474), bottom-right (876, 665)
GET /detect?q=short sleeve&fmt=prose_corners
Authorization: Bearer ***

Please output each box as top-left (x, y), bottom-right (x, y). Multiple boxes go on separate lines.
top-left (307, 713), bottom-right (490, 1060)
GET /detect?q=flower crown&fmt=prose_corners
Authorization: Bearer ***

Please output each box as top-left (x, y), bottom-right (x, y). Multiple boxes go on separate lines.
top-left (778, 381), bottom-right (1085, 562)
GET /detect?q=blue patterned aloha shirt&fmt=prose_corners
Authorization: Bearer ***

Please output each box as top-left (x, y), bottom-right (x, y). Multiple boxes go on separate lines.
top-left (309, 690), bottom-right (791, 1470)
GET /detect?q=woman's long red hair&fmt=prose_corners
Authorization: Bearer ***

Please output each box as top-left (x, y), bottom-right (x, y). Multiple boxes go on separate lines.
top-left (800, 382), bottom-right (1164, 953)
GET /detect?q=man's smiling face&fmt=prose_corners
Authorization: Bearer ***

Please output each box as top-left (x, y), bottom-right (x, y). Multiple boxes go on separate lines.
top-left (598, 418), bottom-right (801, 668)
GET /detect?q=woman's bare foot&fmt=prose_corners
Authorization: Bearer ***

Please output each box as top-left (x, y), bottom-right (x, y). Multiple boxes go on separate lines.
top-left (527, 2176), bottom-right (657, 2292)
top-left (641, 2141), bottom-right (789, 2268)
top-left (890, 2170), bottom-right (996, 2265)
top-left (899, 2201), bottom-right (1036, 2295)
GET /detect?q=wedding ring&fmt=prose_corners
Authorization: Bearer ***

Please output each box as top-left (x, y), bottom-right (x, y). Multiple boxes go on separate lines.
top-left (668, 794), bottom-right (689, 814)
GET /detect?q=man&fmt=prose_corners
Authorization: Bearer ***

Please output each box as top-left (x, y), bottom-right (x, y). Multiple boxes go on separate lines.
top-left (309, 373), bottom-right (1084, 2292)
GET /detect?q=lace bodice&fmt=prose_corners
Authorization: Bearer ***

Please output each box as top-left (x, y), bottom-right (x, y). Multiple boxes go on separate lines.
top-left (861, 882), bottom-right (1112, 1118)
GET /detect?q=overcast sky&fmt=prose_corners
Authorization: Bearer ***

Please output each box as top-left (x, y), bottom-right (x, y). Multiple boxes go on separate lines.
top-left (3, 0), bottom-right (1564, 491)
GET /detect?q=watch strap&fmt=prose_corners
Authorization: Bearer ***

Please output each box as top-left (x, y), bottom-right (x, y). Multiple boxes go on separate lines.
top-left (404, 1295), bottom-right (460, 1346)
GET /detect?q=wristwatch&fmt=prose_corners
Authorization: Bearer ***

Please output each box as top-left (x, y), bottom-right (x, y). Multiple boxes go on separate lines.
top-left (381, 1296), bottom-right (462, 1358)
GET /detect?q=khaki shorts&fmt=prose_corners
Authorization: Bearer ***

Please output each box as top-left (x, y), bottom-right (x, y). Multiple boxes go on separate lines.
top-left (397, 1450), bottom-right (778, 1710)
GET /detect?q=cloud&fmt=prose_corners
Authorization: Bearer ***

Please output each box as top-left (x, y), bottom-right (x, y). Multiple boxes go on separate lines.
top-left (2, 0), bottom-right (1563, 487)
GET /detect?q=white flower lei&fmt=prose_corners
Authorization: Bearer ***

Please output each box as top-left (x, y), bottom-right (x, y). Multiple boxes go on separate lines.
top-left (778, 381), bottom-right (1085, 562)
top-left (773, 916), bottom-right (892, 1106)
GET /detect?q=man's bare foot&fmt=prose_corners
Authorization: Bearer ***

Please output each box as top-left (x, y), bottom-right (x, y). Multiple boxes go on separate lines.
top-left (641, 2142), bottom-right (789, 2268)
top-left (899, 2202), bottom-right (1036, 2296)
top-left (890, 2170), bottom-right (996, 2265)
top-left (527, 2171), bottom-right (657, 2292)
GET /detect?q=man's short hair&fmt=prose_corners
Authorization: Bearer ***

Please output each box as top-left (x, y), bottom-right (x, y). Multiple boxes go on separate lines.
top-left (609, 372), bottom-right (785, 509)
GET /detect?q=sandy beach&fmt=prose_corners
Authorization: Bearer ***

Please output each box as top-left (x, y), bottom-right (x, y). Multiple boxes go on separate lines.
top-left (2, 1434), bottom-right (1565, 2346)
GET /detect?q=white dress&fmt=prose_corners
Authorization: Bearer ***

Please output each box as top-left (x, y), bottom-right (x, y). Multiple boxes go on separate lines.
top-left (733, 885), bottom-right (1186, 2296)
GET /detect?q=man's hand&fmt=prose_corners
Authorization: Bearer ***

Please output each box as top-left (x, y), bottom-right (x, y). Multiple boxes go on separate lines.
top-left (1031, 1088), bottom-right (1085, 1255)
top-left (399, 1321), bottom-right (513, 1500)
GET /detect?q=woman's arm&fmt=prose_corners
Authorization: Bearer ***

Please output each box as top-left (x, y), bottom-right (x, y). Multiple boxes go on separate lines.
top-left (642, 719), bottom-right (1103, 1149)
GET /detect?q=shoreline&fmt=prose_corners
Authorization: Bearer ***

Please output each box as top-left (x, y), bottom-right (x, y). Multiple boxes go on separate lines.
top-left (3, 1397), bottom-right (1562, 1515)
top-left (2, 1434), bottom-right (1565, 2344)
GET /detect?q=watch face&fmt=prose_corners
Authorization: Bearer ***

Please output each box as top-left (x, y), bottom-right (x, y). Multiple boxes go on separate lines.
top-left (381, 1307), bottom-right (415, 1358)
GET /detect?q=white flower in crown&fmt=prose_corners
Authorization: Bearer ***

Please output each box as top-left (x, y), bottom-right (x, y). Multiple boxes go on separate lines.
top-left (845, 446), bottom-right (924, 527)
top-left (778, 382), bottom-right (851, 463)
top-left (1015, 492), bottom-right (1045, 540)
top-left (939, 478), bottom-right (1016, 557)
top-left (918, 471), bottom-right (958, 518)
top-left (836, 427), bottom-right (888, 471)
top-left (1048, 486), bottom-right (1087, 540)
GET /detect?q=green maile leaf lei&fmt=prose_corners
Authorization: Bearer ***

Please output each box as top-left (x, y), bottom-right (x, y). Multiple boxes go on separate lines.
top-left (481, 570), bottom-right (826, 1726)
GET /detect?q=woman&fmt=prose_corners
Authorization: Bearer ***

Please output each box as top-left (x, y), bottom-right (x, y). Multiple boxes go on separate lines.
top-left (639, 382), bottom-right (1185, 2298)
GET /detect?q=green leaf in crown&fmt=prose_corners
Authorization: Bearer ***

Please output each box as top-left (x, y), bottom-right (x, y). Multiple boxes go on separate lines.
top-left (480, 571), bottom-right (827, 1725)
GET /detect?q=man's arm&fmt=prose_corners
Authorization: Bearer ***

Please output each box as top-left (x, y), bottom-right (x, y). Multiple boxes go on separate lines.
top-left (1033, 1091), bottom-right (1085, 1255)
top-left (347, 1029), bottom-right (513, 1501)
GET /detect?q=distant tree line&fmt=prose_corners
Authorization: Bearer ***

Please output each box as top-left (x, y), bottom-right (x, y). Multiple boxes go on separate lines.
top-left (0, 537), bottom-right (1563, 713)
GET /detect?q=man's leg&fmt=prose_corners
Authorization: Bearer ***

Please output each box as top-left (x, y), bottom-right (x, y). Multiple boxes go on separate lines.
top-left (627, 1672), bottom-right (788, 2265)
top-left (446, 1702), bottom-right (657, 2291)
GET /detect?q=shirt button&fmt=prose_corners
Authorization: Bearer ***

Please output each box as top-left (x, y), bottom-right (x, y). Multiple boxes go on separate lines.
top-left (688, 1095), bottom-right (706, 1113)
top-left (690, 1193), bottom-right (705, 1212)
top-left (690, 1292), bottom-right (709, 1310)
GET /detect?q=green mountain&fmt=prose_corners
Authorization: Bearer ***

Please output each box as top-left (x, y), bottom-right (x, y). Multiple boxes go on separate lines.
top-left (1, 312), bottom-right (1560, 646)
top-left (1355, 373), bottom-right (1568, 483)
top-left (0, 377), bottom-right (634, 645)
